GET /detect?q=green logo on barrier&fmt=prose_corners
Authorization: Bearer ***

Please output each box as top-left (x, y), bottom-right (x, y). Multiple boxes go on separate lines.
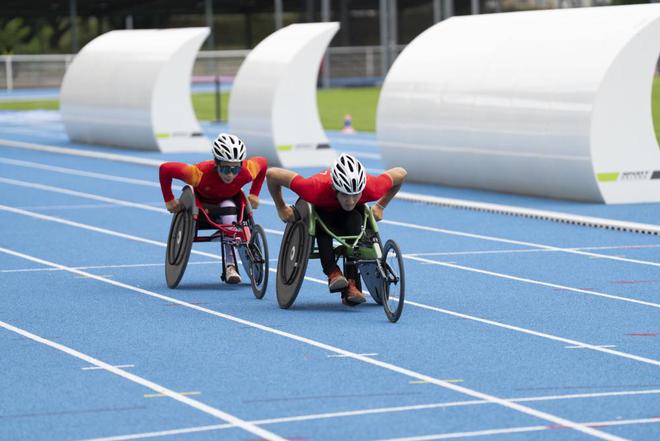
top-left (597, 172), bottom-right (619, 182)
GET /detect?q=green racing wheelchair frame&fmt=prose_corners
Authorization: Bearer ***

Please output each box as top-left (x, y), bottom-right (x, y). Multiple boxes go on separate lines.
top-left (276, 198), bottom-right (405, 323)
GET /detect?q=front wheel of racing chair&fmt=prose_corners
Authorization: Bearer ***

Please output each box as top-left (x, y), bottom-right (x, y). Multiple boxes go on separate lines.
top-left (239, 223), bottom-right (269, 299)
top-left (381, 239), bottom-right (405, 323)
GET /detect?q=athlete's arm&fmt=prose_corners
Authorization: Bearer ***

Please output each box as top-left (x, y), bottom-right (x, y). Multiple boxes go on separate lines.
top-left (159, 162), bottom-right (202, 213)
top-left (245, 157), bottom-right (268, 209)
top-left (266, 168), bottom-right (298, 222)
top-left (372, 167), bottom-right (407, 221)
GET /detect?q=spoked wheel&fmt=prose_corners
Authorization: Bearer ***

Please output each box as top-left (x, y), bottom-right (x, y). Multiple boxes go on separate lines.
top-left (246, 224), bottom-right (269, 299)
top-left (165, 207), bottom-right (196, 288)
top-left (276, 219), bottom-right (312, 309)
top-left (382, 239), bottom-right (405, 323)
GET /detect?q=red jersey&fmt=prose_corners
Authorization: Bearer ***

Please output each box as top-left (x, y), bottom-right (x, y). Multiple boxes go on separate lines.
top-left (290, 170), bottom-right (393, 210)
top-left (159, 157), bottom-right (267, 204)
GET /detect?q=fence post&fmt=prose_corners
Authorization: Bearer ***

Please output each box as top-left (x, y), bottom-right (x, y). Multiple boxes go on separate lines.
top-left (366, 47), bottom-right (374, 78)
top-left (321, 0), bottom-right (331, 89)
top-left (5, 56), bottom-right (13, 91)
top-left (215, 75), bottom-right (221, 122)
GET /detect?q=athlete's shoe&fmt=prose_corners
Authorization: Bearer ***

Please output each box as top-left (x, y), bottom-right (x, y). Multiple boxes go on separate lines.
top-left (225, 265), bottom-right (241, 284)
top-left (342, 279), bottom-right (366, 306)
top-left (327, 267), bottom-right (348, 292)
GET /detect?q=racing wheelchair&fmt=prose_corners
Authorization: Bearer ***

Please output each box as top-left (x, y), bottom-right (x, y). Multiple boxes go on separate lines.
top-left (165, 185), bottom-right (269, 298)
top-left (276, 199), bottom-right (405, 323)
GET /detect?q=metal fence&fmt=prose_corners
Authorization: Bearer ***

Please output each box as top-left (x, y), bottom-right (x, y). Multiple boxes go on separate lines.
top-left (1, 45), bottom-right (406, 92)
top-left (1, 54), bottom-right (75, 90)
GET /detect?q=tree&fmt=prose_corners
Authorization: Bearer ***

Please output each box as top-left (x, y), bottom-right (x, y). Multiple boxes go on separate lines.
top-left (0, 18), bottom-right (32, 54)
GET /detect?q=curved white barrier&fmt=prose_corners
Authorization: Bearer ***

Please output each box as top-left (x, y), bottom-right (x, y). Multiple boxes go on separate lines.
top-left (61, 28), bottom-right (210, 153)
top-left (229, 22), bottom-right (339, 167)
top-left (377, 5), bottom-right (660, 203)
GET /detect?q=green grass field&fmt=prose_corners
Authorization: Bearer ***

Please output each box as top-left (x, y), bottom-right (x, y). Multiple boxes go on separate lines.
top-left (189, 87), bottom-right (380, 131)
top-left (0, 99), bottom-right (60, 111)
top-left (2, 83), bottom-right (659, 145)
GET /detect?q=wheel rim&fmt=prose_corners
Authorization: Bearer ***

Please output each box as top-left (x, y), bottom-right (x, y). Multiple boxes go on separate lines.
top-left (165, 208), bottom-right (195, 289)
top-left (383, 241), bottom-right (404, 322)
top-left (168, 212), bottom-right (189, 265)
top-left (251, 230), bottom-right (265, 286)
top-left (248, 225), bottom-right (269, 299)
top-left (280, 222), bottom-right (305, 285)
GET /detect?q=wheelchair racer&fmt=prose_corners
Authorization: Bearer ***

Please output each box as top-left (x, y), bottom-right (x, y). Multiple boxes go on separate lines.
top-left (159, 133), bottom-right (267, 284)
top-left (266, 153), bottom-right (407, 305)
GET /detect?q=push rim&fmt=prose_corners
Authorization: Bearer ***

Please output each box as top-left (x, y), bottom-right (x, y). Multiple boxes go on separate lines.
top-left (382, 239), bottom-right (405, 323)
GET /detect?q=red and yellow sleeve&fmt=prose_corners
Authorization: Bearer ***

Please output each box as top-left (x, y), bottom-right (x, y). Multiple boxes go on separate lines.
top-left (159, 162), bottom-right (203, 202)
top-left (364, 173), bottom-right (394, 201)
top-left (290, 175), bottom-right (320, 204)
top-left (245, 156), bottom-right (268, 196)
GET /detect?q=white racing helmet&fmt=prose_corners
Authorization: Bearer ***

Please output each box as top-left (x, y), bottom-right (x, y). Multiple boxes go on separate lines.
top-left (212, 133), bottom-right (246, 162)
top-left (331, 153), bottom-right (366, 195)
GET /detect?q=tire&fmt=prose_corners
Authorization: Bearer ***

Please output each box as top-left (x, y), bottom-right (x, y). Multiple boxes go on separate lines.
top-left (382, 239), bottom-right (405, 323)
top-left (248, 224), bottom-right (269, 299)
top-left (165, 208), bottom-right (195, 288)
top-left (276, 220), bottom-right (312, 309)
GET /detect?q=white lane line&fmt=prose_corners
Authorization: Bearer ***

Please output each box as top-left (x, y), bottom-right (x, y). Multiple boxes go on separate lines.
top-left (566, 345), bottom-right (617, 349)
top-left (82, 364), bottom-right (135, 370)
top-left (0, 157), bottom-right (169, 188)
top-left (79, 389), bottom-right (660, 441)
top-left (0, 138), bottom-right (164, 167)
top-left (406, 244), bottom-right (660, 257)
top-left (3, 204), bottom-right (660, 368)
top-left (383, 219), bottom-right (660, 268)
top-left (380, 417), bottom-right (660, 441)
top-left (0, 320), bottom-right (287, 441)
top-left (0, 177), bottom-right (166, 213)
top-left (2, 163), bottom-right (658, 266)
top-left (1, 156), bottom-right (386, 188)
top-left (75, 274), bottom-right (113, 279)
top-left (1, 261), bottom-right (220, 273)
top-left (17, 203), bottom-right (163, 211)
top-left (410, 380), bottom-right (463, 384)
top-left (144, 391), bottom-right (200, 398)
top-left (3, 138), bottom-right (659, 235)
top-left (0, 246), bottom-right (624, 441)
top-left (0, 177), bottom-right (283, 237)
top-left (394, 191), bottom-right (660, 236)
top-left (403, 254), bottom-right (660, 310)
top-left (2, 178), bottom-right (659, 305)
top-left (327, 353), bottom-right (378, 358)
top-left (403, 299), bottom-right (660, 368)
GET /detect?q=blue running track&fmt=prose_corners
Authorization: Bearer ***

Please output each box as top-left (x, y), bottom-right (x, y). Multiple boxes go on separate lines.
top-left (1, 111), bottom-right (659, 441)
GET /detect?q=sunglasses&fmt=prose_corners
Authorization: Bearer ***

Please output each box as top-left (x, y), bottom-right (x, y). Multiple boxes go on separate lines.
top-left (217, 164), bottom-right (241, 175)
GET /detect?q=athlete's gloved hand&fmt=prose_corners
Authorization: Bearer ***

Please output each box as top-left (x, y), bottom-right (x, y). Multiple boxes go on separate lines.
top-left (166, 199), bottom-right (181, 213)
top-left (248, 194), bottom-right (260, 209)
top-left (277, 205), bottom-right (295, 223)
top-left (372, 203), bottom-right (384, 222)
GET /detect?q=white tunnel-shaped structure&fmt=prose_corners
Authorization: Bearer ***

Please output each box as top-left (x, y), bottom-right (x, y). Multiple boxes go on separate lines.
top-left (229, 22), bottom-right (339, 167)
top-left (61, 28), bottom-right (210, 152)
top-left (377, 5), bottom-right (660, 203)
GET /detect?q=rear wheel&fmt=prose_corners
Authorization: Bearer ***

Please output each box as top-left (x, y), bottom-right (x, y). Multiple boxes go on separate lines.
top-left (276, 220), bottom-right (312, 309)
top-left (248, 224), bottom-right (269, 299)
top-left (382, 240), bottom-right (405, 323)
top-left (165, 208), bottom-right (195, 288)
